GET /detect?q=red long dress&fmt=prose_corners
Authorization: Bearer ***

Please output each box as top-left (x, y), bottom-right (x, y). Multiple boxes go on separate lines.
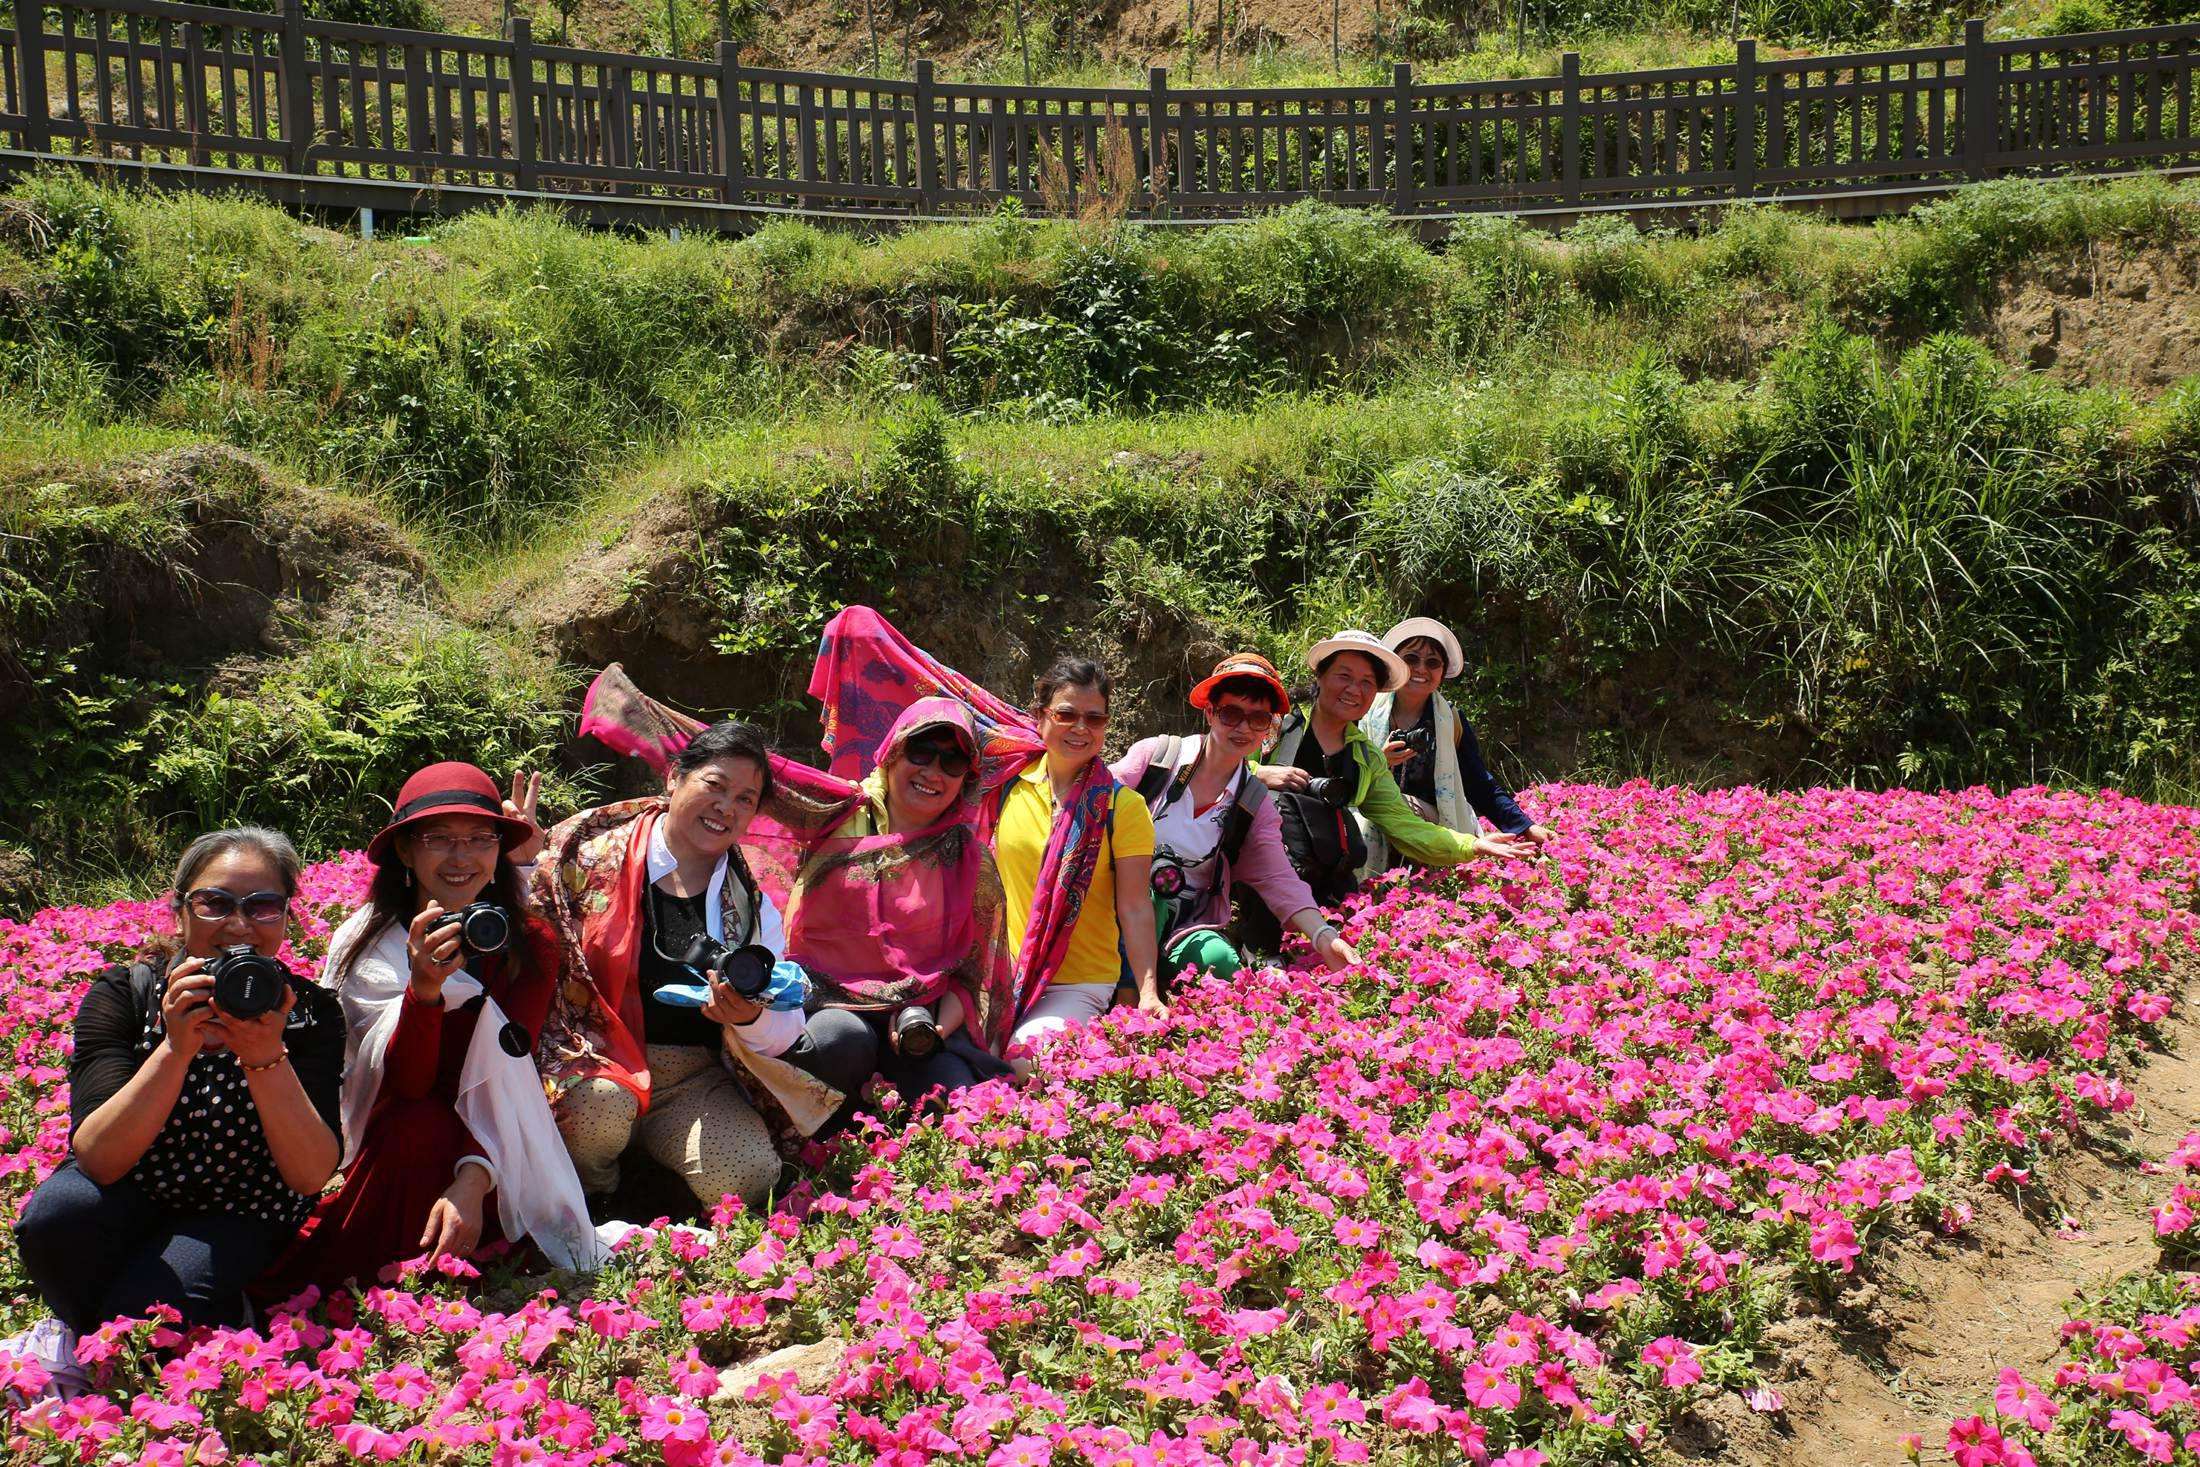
top-left (255, 920), bottom-right (559, 1300)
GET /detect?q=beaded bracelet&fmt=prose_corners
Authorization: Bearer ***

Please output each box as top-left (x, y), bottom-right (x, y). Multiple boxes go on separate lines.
top-left (239, 1051), bottom-right (290, 1074)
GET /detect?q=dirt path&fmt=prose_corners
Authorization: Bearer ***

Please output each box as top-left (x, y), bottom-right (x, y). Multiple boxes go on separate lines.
top-left (1675, 985), bottom-right (2200, 1466)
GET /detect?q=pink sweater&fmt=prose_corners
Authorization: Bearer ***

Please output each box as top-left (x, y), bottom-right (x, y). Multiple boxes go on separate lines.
top-left (1111, 736), bottom-right (1323, 940)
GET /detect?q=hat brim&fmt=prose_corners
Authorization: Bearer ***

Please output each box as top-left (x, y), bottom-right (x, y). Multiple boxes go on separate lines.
top-left (1305, 637), bottom-right (1411, 692)
top-left (1189, 667), bottom-right (1291, 713)
top-left (897, 717), bottom-right (978, 757)
top-left (1384, 617), bottom-right (1466, 680)
top-left (368, 805), bottom-right (535, 863)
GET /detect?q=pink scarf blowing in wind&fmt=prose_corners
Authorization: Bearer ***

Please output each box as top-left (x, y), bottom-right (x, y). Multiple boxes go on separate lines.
top-left (580, 672), bottom-right (1022, 1053)
top-left (805, 606), bottom-right (1122, 1021)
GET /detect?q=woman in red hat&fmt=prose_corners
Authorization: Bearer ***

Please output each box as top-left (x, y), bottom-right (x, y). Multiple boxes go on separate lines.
top-left (1111, 653), bottom-right (1363, 986)
top-left (256, 762), bottom-right (599, 1302)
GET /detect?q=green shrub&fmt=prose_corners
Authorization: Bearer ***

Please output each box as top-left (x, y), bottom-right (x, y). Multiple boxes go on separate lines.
top-left (1435, 215), bottom-right (1574, 361)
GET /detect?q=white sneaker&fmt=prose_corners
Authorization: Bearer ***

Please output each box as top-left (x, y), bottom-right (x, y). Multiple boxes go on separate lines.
top-left (1, 1316), bottom-right (88, 1404)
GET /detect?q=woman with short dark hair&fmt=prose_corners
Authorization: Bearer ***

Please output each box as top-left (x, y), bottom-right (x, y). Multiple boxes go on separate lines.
top-left (534, 718), bottom-right (874, 1214)
top-left (13, 827), bottom-right (344, 1343)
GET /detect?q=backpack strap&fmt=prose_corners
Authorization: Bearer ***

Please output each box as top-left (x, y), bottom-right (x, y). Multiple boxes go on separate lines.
top-left (1132, 735), bottom-right (1183, 810)
top-left (1218, 773), bottom-right (1263, 869)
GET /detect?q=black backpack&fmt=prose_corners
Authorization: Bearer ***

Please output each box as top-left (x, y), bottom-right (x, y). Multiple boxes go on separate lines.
top-left (1264, 720), bottom-right (1367, 905)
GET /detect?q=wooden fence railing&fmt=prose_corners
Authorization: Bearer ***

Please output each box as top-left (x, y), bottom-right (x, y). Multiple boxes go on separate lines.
top-left (3, 0), bottom-right (2198, 227)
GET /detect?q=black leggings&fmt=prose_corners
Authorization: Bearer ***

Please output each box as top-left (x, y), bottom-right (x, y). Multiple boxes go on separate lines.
top-left (778, 1006), bottom-right (881, 1134)
top-left (15, 1162), bottom-right (290, 1335)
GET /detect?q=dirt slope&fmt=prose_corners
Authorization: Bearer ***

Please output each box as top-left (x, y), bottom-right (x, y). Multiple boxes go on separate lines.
top-left (1672, 977), bottom-right (2200, 1466)
top-left (1989, 240), bottom-right (2200, 395)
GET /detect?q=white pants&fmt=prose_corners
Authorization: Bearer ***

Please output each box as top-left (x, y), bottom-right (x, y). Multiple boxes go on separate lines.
top-left (1012, 982), bottom-right (1116, 1046)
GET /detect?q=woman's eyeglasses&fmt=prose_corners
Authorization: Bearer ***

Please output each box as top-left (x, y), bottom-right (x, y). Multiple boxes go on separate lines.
top-left (1209, 705), bottom-right (1276, 732)
top-left (416, 832), bottom-right (502, 856)
top-left (1399, 652), bottom-right (1448, 672)
top-left (903, 740), bottom-right (974, 779)
top-left (181, 888), bottom-right (291, 925)
top-left (1044, 706), bottom-right (1110, 730)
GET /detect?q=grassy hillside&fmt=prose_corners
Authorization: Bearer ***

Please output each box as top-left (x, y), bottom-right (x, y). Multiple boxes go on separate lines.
top-left (5, 172), bottom-right (2200, 910)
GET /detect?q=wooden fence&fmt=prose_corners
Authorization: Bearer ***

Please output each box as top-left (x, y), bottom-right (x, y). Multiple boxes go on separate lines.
top-left (3, 0), bottom-right (2199, 229)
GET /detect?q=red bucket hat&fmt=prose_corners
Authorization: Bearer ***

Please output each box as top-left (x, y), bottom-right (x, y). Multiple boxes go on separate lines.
top-left (367, 761), bottom-right (533, 862)
top-left (1188, 652), bottom-right (1292, 713)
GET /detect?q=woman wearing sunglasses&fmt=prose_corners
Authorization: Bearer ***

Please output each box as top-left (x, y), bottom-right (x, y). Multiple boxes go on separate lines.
top-left (1357, 617), bottom-right (1554, 875)
top-left (12, 828), bottom-right (344, 1353)
top-left (255, 763), bottom-right (600, 1302)
top-left (1114, 654), bottom-right (1361, 985)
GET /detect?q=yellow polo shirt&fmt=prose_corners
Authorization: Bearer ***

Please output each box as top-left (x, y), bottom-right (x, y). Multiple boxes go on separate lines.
top-left (994, 762), bottom-right (1155, 988)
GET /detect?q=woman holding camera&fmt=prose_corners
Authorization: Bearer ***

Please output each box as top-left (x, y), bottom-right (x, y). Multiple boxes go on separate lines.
top-left (1115, 653), bottom-right (1360, 984)
top-left (13, 828), bottom-right (343, 1339)
top-left (1357, 617), bottom-right (1554, 874)
top-left (1252, 631), bottom-right (1534, 916)
top-left (534, 721), bottom-right (872, 1213)
top-left (255, 763), bottom-right (598, 1302)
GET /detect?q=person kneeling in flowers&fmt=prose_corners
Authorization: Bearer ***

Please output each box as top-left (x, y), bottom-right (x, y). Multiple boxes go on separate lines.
top-left (534, 719), bottom-right (878, 1213)
top-left (14, 828), bottom-right (343, 1346)
top-left (1114, 652), bottom-right (1360, 986)
top-left (255, 762), bottom-right (601, 1299)
top-left (580, 670), bottom-right (1023, 1113)
top-left (1355, 616), bottom-right (1555, 876)
top-left (1248, 630), bottom-right (1533, 942)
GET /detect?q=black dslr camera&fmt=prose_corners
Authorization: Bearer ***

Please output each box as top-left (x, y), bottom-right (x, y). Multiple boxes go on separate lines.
top-left (681, 933), bottom-right (777, 999)
top-left (1304, 774), bottom-right (1356, 808)
top-left (1395, 725), bottom-right (1435, 758)
top-left (430, 901), bottom-right (512, 957)
top-left (207, 945), bottom-right (289, 1019)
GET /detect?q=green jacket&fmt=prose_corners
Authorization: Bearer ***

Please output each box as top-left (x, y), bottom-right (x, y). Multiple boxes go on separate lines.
top-left (1259, 713), bottom-right (1479, 868)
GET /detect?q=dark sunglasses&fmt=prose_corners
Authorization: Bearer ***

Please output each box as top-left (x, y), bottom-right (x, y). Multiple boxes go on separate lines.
top-left (1044, 706), bottom-right (1110, 730)
top-left (181, 887), bottom-right (291, 925)
top-left (1399, 651), bottom-right (1448, 671)
top-left (902, 739), bottom-right (974, 780)
top-left (1210, 704), bottom-right (1276, 732)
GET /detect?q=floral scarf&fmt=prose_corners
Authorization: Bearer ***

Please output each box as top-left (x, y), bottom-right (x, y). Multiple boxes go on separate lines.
top-left (529, 798), bottom-right (846, 1149)
top-left (578, 670), bottom-right (1023, 1055)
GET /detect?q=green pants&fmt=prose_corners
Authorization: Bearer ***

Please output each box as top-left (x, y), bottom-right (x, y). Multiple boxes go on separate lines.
top-left (1161, 928), bottom-right (1244, 989)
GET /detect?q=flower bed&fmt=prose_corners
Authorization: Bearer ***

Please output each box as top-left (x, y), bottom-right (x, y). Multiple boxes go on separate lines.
top-left (2, 785), bottom-right (2195, 1466)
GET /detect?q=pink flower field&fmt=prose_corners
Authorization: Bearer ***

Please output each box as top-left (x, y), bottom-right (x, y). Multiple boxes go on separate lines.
top-left (2, 783), bottom-right (2198, 1466)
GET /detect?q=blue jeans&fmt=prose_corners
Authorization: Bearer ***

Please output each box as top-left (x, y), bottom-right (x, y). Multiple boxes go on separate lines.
top-left (14, 1161), bottom-right (289, 1335)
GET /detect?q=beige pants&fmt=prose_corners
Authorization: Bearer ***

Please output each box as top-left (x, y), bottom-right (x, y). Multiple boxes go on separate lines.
top-left (553, 1044), bottom-right (784, 1209)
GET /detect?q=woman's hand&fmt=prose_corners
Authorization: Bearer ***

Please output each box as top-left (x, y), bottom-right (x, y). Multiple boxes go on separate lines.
top-left (1252, 764), bottom-right (1309, 793)
top-left (1474, 831), bottom-right (1537, 861)
top-left (1527, 823), bottom-right (1557, 848)
top-left (700, 977), bottom-right (763, 1028)
top-left (406, 905), bottom-right (464, 1002)
top-left (1135, 989), bottom-right (1170, 1020)
top-left (223, 980), bottom-right (296, 1070)
top-left (1314, 928), bottom-right (1360, 972)
top-left (1380, 737), bottom-right (1413, 768)
top-left (420, 1167), bottom-right (490, 1262)
top-left (159, 959), bottom-right (219, 1058)
top-left (504, 770), bottom-right (546, 867)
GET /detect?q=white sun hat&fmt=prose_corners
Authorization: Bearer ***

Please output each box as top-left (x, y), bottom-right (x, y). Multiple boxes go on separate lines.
top-left (1304, 630), bottom-right (1410, 691)
top-left (1383, 616), bottom-right (1465, 680)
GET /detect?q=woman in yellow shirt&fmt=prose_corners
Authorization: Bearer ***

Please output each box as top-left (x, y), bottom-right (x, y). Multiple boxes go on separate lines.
top-left (994, 658), bottom-right (1164, 1054)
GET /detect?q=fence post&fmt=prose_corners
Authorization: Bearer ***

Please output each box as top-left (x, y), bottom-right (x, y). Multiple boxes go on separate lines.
top-left (281, 0), bottom-right (311, 173)
top-left (1560, 50), bottom-right (1582, 204)
top-left (1733, 36), bottom-right (1756, 200)
top-left (185, 21), bottom-right (211, 165)
top-left (1147, 65), bottom-right (1168, 209)
top-left (1963, 17), bottom-right (1996, 181)
top-left (15, 0), bottom-right (51, 153)
top-left (914, 58), bottom-right (936, 214)
top-left (717, 41), bottom-right (746, 207)
top-left (507, 15), bottom-right (538, 192)
top-left (1391, 60), bottom-right (1413, 215)
top-left (404, 42), bottom-right (431, 181)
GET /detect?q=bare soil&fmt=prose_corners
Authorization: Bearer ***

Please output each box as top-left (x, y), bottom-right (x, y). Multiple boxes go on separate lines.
top-left (1669, 980), bottom-right (2200, 1467)
top-left (1988, 239), bottom-right (2200, 395)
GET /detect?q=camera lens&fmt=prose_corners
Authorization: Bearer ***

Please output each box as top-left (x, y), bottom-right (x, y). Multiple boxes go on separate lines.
top-left (718, 944), bottom-right (776, 998)
top-left (894, 1005), bottom-right (941, 1058)
top-left (208, 945), bottom-right (287, 1019)
top-left (458, 903), bottom-right (510, 955)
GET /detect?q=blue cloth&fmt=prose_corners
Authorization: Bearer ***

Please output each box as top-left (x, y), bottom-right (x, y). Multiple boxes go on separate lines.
top-left (763, 959), bottom-right (811, 1010)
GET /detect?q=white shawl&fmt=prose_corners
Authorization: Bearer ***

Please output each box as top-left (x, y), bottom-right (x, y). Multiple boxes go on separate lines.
top-left (324, 908), bottom-right (603, 1273)
top-left (1356, 690), bottom-right (1480, 878)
